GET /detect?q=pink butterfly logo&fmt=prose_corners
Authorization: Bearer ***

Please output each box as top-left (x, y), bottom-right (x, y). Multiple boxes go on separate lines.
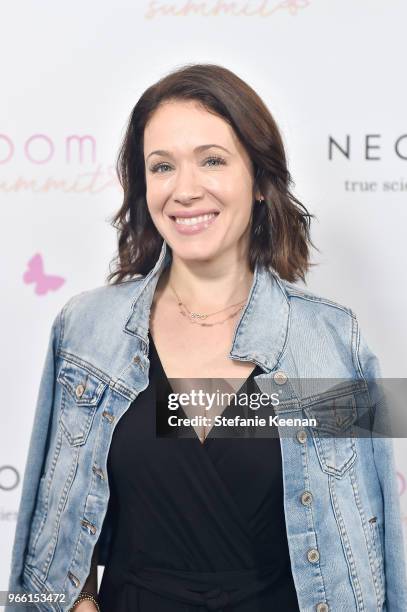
top-left (23, 253), bottom-right (65, 295)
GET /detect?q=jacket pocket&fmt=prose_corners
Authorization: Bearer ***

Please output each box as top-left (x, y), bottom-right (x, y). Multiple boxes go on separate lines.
top-left (369, 516), bottom-right (386, 606)
top-left (303, 389), bottom-right (358, 478)
top-left (57, 360), bottom-right (108, 446)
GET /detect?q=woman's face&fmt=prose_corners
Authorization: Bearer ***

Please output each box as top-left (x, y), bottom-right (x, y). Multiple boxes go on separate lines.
top-left (144, 99), bottom-right (259, 264)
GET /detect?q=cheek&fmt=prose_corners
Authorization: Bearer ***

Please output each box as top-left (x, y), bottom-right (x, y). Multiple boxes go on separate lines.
top-left (209, 171), bottom-right (252, 200)
top-left (145, 182), bottom-right (165, 216)
top-left (146, 177), bottom-right (172, 206)
top-left (145, 196), bottom-right (161, 223)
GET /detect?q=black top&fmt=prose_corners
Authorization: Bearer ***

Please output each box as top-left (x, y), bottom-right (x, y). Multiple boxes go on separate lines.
top-left (98, 332), bottom-right (300, 612)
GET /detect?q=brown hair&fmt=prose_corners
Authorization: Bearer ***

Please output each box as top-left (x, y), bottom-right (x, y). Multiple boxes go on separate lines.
top-left (106, 63), bottom-right (315, 284)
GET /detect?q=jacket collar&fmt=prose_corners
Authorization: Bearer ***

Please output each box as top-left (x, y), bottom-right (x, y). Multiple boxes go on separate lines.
top-left (124, 240), bottom-right (290, 373)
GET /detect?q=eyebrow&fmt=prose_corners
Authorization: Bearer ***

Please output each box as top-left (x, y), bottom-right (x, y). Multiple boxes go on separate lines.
top-left (146, 144), bottom-right (231, 161)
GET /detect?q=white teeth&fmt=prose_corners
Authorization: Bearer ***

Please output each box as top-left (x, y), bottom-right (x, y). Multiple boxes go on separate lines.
top-left (174, 213), bottom-right (217, 225)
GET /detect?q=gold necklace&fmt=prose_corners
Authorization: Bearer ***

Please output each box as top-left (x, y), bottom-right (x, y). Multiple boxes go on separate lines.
top-left (169, 283), bottom-right (247, 327)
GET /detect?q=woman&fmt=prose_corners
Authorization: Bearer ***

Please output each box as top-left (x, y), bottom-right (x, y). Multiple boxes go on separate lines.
top-left (6, 64), bottom-right (407, 612)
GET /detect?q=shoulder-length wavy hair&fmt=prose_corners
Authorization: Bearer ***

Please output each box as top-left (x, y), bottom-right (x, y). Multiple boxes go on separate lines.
top-left (106, 63), bottom-right (315, 285)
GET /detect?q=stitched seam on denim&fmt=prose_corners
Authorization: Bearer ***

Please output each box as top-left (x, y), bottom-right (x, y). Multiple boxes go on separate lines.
top-left (23, 566), bottom-right (62, 612)
top-left (29, 430), bottom-right (63, 560)
top-left (57, 351), bottom-right (110, 386)
top-left (276, 285), bottom-right (291, 368)
top-left (270, 400), bottom-right (301, 412)
top-left (59, 296), bottom-right (136, 399)
top-left (304, 393), bottom-right (357, 434)
top-left (300, 383), bottom-right (367, 407)
top-left (351, 310), bottom-right (360, 378)
top-left (123, 276), bottom-right (145, 316)
top-left (116, 358), bottom-right (139, 390)
top-left (67, 438), bottom-right (102, 597)
top-left (301, 428), bottom-right (328, 603)
top-left (305, 392), bottom-right (358, 477)
top-left (353, 316), bottom-right (366, 383)
top-left (42, 428), bottom-right (62, 529)
top-left (285, 290), bottom-right (355, 316)
top-left (268, 272), bottom-right (290, 369)
top-left (41, 449), bottom-right (79, 580)
top-left (353, 318), bottom-right (365, 410)
top-left (310, 418), bottom-right (357, 478)
top-left (57, 351), bottom-right (134, 399)
top-left (270, 271), bottom-right (290, 307)
top-left (353, 316), bottom-right (376, 428)
top-left (330, 474), bottom-right (365, 610)
top-left (58, 372), bottom-right (105, 409)
top-left (108, 381), bottom-right (135, 400)
top-left (80, 416), bottom-right (114, 586)
top-left (59, 387), bottom-right (97, 446)
top-left (57, 305), bottom-right (65, 355)
top-left (231, 263), bottom-right (261, 349)
top-left (27, 482), bottom-right (46, 562)
top-left (350, 466), bottom-right (383, 610)
top-left (369, 521), bottom-right (386, 608)
top-left (128, 256), bottom-right (164, 312)
top-left (73, 396), bottom-right (121, 586)
top-left (57, 293), bottom-right (84, 354)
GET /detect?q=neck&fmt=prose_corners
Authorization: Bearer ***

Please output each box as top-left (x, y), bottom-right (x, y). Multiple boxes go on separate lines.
top-left (160, 250), bottom-right (254, 312)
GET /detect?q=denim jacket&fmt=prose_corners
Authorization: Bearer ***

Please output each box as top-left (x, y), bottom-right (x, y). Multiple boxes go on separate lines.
top-left (6, 239), bottom-right (407, 611)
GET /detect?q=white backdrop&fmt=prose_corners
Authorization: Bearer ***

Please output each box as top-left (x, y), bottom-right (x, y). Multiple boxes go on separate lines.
top-left (1, 0), bottom-right (406, 600)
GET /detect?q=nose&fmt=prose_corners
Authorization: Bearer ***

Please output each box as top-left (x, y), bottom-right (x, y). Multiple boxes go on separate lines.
top-left (173, 163), bottom-right (204, 204)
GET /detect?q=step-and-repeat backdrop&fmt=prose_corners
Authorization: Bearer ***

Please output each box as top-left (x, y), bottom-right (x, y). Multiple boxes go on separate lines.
top-left (1, 0), bottom-right (406, 598)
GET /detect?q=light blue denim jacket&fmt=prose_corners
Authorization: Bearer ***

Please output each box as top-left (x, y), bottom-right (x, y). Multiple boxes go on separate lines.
top-left (6, 239), bottom-right (407, 611)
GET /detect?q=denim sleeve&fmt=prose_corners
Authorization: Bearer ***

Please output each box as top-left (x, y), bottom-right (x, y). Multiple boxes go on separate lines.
top-left (356, 322), bottom-right (407, 611)
top-left (5, 306), bottom-right (65, 612)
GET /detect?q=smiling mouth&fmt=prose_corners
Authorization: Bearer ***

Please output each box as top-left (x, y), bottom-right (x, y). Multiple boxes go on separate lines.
top-left (169, 211), bottom-right (220, 235)
top-left (170, 212), bottom-right (219, 226)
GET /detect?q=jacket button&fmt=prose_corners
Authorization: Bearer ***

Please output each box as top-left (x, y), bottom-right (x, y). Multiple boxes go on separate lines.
top-left (296, 430), bottom-right (307, 444)
top-left (75, 384), bottom-right (85, 398)
top-left (81, 519), bottom-right (97, 535)
top-left (102, 410), bottom-right (115, 423)
top-left (307, 548), bottom-right (320, 563)
top-left (67, 571), bottom-right (80, 587)
top-left (273, 370), bottom-right (288, 385)
top-left (133, 355), bottom-right (140, 364)
top-left (92, 465), bottom-right (105, 480)
top-left (316, 604), bottom-right (329, 612)
top-left (301, 491), bottom-right (313, 506)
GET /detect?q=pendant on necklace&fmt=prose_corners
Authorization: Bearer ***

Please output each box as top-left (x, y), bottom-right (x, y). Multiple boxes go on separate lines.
top-left (190, 312), bottom-right (208, 320)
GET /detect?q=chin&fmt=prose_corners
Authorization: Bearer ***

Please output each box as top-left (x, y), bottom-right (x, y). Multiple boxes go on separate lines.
top-left (170, 243), bottom-right (220, 263)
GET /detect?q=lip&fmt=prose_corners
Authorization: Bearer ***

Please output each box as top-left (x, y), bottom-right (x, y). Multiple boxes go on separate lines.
top-left (169, 211), bottom-right (220, 235)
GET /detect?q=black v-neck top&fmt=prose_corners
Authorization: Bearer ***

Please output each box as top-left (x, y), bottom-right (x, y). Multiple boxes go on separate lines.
top-left (98, 332), bottom-right (300, 612)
